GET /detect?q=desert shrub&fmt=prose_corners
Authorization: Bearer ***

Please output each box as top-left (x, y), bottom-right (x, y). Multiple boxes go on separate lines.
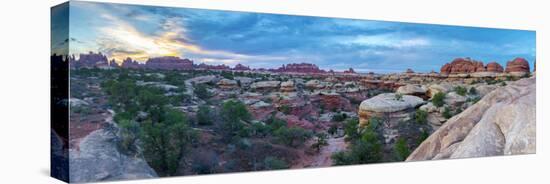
top-left (219, 100), bottom-right (251, 140)
top-left (442, 107), bottom-right (453, 119)
top-left (415, 109), bottom-right (428, 124)
top-left (196, 105), bottom-right (213, 125)
top-left (416, 129), bottom-right (430, 145)
top-left (274, 126), bottom-right (312, 147)
top-left (454, 86), bottom-right (467, 96)
top-left (331, 112), bottom-right (348, 122)
top-left (431, 92), bottom-right (446, 107)
top-left (117, 119), bottom-right (140, 155)
top-left (311, 132), bottom-right (329, 152)
top-left (328, 123), bottom-right (338, 135)
top-left (140, 108), bottom-right (197, 176)
top-left (263, 157), bottom-right (289, 170)
top-left (394, 138), bottom-right (411, 161)
top-left (279, 104), bottom-right (291, 115)
top-left (250, 122), bottom-right (271, 137)
top-left (469, 87), bottom-right (477, 95)
top-left (266, 117), bottom-right (287, 131)
top-left (332, 124), bottom-right (383, 165)
top-left (343, 118), bottom-right (361, 141)
top-left (194, 84), bottom-right (211, 100)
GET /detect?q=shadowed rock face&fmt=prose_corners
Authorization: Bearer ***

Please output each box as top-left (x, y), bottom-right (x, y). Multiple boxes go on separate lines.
top-left (406, 77), bottom-right (535, 161)
top-left (69, 128), bottom-right (157, 183)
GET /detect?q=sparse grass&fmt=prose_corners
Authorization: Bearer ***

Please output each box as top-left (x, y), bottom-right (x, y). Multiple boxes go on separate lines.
top-left (415, 109), bottom-right (428, 124)
top-left (454, 86), bottom-right (467, 96)
top-left (431, 92), bottom-right (446, 107)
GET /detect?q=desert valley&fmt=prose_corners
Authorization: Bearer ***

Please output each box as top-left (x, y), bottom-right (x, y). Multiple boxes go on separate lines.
top-left (51, 52), bottom-right (535, 182)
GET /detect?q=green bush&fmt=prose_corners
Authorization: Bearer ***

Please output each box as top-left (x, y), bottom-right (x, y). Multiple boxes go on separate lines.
top-left (251, 122), bottom-right (271, 137)
top-left (197, 105), bottom-right (213, 125)
top-left (274, 126), bottom-right (312, 147)
top-left (343, 118), bottom-right (361, 141)
top-left (220, 100), bottom-right (251, 140)
top-left (415, 109), bottom-right (428, 124)
top-left (279, 104), bottom-right (291, 115)
top-left (431, 92), bottom-right (446, 107)
top-left (332, 125), bottom-right (383, 165)
top-left (311, 133), bottom-right (329, 152)
top-left (454, 86), bottom-right (467, 96)
top-left (394, 138), bottom-right (410, 161)
top-left (328, 123), bottom-right (338, 135)
top-left (140, 108), bottom-right (197, 176)
top-left (194, 84), bottom-right (211, 100)
top-left (117, 119), bottom-right (140, 155)
top-left (469, 87), bottom-right (477, 95)
top-left (442, 107), bottom-right (453, 119)
top-left (331, 112), bottom-right (348, 122)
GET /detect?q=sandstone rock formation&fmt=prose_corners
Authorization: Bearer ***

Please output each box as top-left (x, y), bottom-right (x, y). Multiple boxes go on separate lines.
top-left (440, 58), bottom-right (485, 74)
top-left (217, 79), bottom-right (238, 90)
top-left (406, 77), bottom-right (535, 161)
top-left (396, 84), bottom-right (427, 97)
top-left (358, 93), bottom-right (425, 126)
top-left (69, 128), bottom-right (157, 183)
top-left (145, 56), bottom-right (193, 70)
top-left (280, 80), bottom-right (295, 92)
top-left (250, 81), bottom-right (281, 91)
top-left (505, 57), bottom-right (531, 76)
top-left (426, 83), bottom-right (452, 98)
top-left (486, 62), bottom-right (504, 73)
top-left (275, 63), bottom-right (325, 73)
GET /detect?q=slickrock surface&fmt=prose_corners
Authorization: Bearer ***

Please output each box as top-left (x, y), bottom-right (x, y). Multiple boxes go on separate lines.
top-left (406, 77), bottom-right (535, 161)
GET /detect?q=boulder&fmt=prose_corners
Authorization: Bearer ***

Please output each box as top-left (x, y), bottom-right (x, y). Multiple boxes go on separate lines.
top-left (444, 92), bottom-right (467, 106)
top-left (396, 84), bottom-right (427, 97)
top-left (250, 81), bottom-right (281, 91)
top-left (358, 93), bottom-right (425, 126)
top-left (305, 80), bottom-right (325, 89)
top-left (186, 75), bottom-right (220, 84)
top-left (406, 77), bottom-right (535, 161)
top-left (280, 80), bottom-right (295, 92)
top-left (69, 128), bottom-right (157, 183)
top-left (427, 83), bottom-right (452, 98)
top-left (217, 79), bottom-right (238, 90)
top-left (234, 77), bottom-right (253, 87)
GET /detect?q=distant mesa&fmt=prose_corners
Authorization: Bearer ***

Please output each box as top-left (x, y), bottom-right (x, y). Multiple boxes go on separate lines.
top-left (70, 52), bottom-right (111, 69)
top-left (405, 68), bottom-right (414, 74)
top-left (505, 57), bottom-right (530, 74)
top-left (233, 63), bottom-right (251, 71)
top-left (145, 56), bottom-right (193, 70)
top-left (273, 63), bottom-right (325, 73)
top-left (121, 57), bottom-right (141, 69)
top-left (196, 63), bottom-right (230, 71)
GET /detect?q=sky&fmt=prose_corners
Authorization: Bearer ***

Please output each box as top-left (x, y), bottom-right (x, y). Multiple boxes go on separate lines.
top-left (52, 1), bottom-right (536, 73)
